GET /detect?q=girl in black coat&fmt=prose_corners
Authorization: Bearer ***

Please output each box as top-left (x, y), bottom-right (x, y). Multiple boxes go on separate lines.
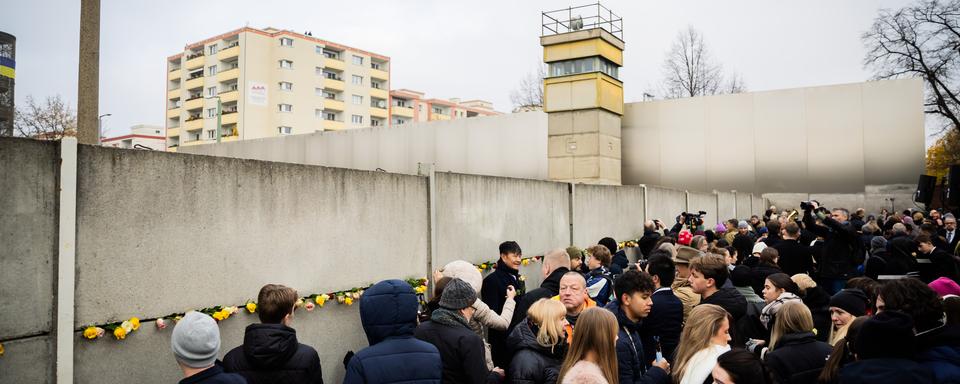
top-left (764, 301), bottom-right (832, 384)
top-left (507, 299), bottom-right (567, 384)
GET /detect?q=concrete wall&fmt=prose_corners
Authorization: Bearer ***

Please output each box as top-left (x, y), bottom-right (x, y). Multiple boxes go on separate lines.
top-left (181, 111), bottom-right (548, 181)
top-left (644, 185), bottom-right (687, 224)
top-left (736, 193), bottom-right (754, 220)
top-left (687, 191), bottom-right (719, 228)
top-left (571, 184), bottom-right (645, 247)
top-left (622, 78), bottom-right (925, 193)
top-left (764, 184), bottom-right (917, 215)
top-left (717, 191), bottom-right (737, 224)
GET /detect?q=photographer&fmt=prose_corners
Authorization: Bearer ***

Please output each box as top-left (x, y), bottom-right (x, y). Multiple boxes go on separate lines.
top-left (800, 201), bottom-right (859, 295)
top-left (671, 211), bottom-right (706, 236)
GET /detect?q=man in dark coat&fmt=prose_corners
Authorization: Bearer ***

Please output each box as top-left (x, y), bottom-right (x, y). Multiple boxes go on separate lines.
top-left (886, 223), bottom-right (921, 276)
top-left (481, 241), bottom-right (524, 368)
top-left (224, 284), bottom-right (323, 384)
top-left (511, 248), bottom-right (570, 330)
top-left (637, 220), bottom-right (663, 259)
top-left (732, 221), bottom-right (757, 265)
top-left (803, 206), bottom-right (859, 294)
top-left (605, 270), bottom-right (670, 384)
top-left (917, 233), bottom-right (960, 283)
top-left (839, 311), bottom-right (935, 384)
top-left (940, 214), bottom-right (959, 255)
top-left (344, 280), bottom-right (442, 384)
top-left (600, 237), bottom-right (627, 275)
top-left (773, 222), bottom-right (814, 276)
top-left (689, 254), bottom-right (747, 323)
top-left (416, 278), bottom-right (500, 384)
top-left (639, 252), bottom-right (683, 365)
top-left (758, 220), bottom-right (783, 248)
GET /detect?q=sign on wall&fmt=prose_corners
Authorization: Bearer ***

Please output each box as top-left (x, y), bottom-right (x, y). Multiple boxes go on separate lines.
top-left (248, 81), bottom-right (267, 106)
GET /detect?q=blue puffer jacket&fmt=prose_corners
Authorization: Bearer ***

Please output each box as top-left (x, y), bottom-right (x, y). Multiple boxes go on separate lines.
top-left (344, 280), bottom-right (442, 384)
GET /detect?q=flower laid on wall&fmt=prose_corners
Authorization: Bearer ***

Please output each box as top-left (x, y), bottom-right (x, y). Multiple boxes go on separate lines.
top-left (474, 255), bottom-right (542, 272)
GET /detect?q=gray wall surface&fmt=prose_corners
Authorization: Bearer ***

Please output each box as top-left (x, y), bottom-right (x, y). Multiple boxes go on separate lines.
top-left (717, 192), bottom-right (737, 224)
top-left (764, 184), bottom-right (918, 215)
top-left (687, 191), bottom-right (720, 228)
top-left (644, 186), bottom-right (688, 225)
top-left (621, 78), bottom-right (925, 193)
top-left (572, 184), bottom-right (645, 247)
top-left (181, 111), bottom-right (549, 181)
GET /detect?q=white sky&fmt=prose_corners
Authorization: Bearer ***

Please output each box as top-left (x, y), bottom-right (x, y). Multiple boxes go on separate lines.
top-left (4, 0), bottom-right (934, 142)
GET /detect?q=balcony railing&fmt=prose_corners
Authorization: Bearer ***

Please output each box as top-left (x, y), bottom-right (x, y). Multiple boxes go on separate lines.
top-left (188, 72), bottom-right (204, 80)
top-left (324, 73), bottom-right (342, 81)
top-left (221, 86), bottom-right (238, 93)
top-left (186, 52), bottom-right (204, 60)
top-left (224, 41), bottom-right (239, 49)
top-left (185, 115), bottom-right (202, 121)
top-left (186, 94), bottom-right (202, 101)
top-left (223, 109), bottom-right (238, 114)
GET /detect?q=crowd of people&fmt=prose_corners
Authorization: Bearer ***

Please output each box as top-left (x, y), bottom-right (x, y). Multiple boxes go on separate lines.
top-left (168, 202), bottom-right (960, 384)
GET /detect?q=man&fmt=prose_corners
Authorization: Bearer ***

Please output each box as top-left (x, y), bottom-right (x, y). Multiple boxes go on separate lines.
top-left (605, 271), bottom-right (671, 384)
top-left (773, 222), bottom-right (814, 276)
top-left (639, 251), bottom-right (683, 366)
top-left (416, 278), bottom-right (501, 384)
top-left (688, 254), bottom-right (747, 323)
top-left (585, 244), bottom-right (615, 306)
top-left (566, 245), bottom-right (587, 274)
top-left (802, 205), bottom-right (859, 294)
top-left (481, 240), bottom-right (524, 368)
top-left (600, 237), bottom-right (627, 275)
top-left (344, 279), bottom-right (442, 384)
top-left (940, 214), bottom-right (959, 255)
top-left (224, 284), bottom-right (323, 384)
top-left (733, 221), bottom-right (756, 265)
top-left (671, 246), bottom-right (702, 321)
top-left (759, 220), bottom-right (783, 248)
top-left (555, 272), bottom-right (597, 342)
top-left (171, 312), bottom-right (246, 384)
top-left (749, 215), bottom-right (764, 236)
top-left (884, 223), bottom-right (921, 277)
top-left (638, 220), bottom-right (663, 258)
top-left (917, 233), bottom-right (960, 283)
top-left (511, 248), bottom-right (571, 329)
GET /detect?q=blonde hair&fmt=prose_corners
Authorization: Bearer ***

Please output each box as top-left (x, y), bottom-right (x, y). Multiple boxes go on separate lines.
top-left (791, 273), bottom-right (817, 295)
top-left (829, 317), bottom-right (853, 346)
top-left (557, 307), bottom-right (620, 384)
top-left (769, 301), bottom-right (814, 351)
top-left (527, 299), bottom-right (566, 351)
top-left (672, 304), bottom-right (729, 383)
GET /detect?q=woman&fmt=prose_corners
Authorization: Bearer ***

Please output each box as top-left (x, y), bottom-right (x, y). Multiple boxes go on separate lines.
top-left (507, 299), bottom-right (568, 384)
top-left (791, 273), bottom-right (832, 342)
top-left (818, 316), bottom-right (868, 384)
top-left (750, 249), bottom-right (782, 296)
top-left (672, 304), bottom-right (731, 384)
top-left (558, 307), bottom-right (619, 384)
top-left (690, 235), bottom-right (709, 252)
top-left (763, 301), bottom-right (832, 384)
top-left (712, 349), bottom-right (773, 384)
top-left (827, 289), bottom-right (867, 345)
top-left (742, 273), bottom-right (801, 354)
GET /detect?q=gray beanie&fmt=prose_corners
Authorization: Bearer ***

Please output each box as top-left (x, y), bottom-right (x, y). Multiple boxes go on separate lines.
top-left (870, 236), bottom-right (887, 251)
top-left (439, 278), bottom-right (477, 310)
top-left (738, 220), bottom-right (749, 229)
top-left (171, 311), bottom-right (220, 368)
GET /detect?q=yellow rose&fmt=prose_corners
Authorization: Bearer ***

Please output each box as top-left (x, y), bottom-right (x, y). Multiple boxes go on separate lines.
top-left (83, 326), bottom-right (99, 339)
top-left (129, 317), bottom-right (140, 331)
top-left (113, 327), bottom-right (127, 340)
top-left (521, 259), bottom-right (530, 266)
top-left (246, 302), bottom-right (257, 313)
top-left (120, 321), bottom-right (134, 334)
top-left (0, 342), bottom-right (4, 357)
top-left (212, 310), bottom-right (227, 321)
top-left (316, 296), bottom-right (326, 307)
top-left (477, 268), bottom-right (484, 273)
top-left (414, 286), bottom-right (427, 294)
top-left (345, 297), bottom-right (354, 305)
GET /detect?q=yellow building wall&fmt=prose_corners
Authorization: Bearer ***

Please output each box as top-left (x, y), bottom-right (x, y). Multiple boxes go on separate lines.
top-left (543, 38), bottom-right (622, 65)
top-left (544, 73), bottom-right (622, 115)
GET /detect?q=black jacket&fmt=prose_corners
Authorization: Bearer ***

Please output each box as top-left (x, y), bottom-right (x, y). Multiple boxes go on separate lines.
top-left (800, 286), bottom-right (832, 342)
top-left (772, 239), bottom-right (814, 276)
top-left (612, 250), bottom-right (629, 275)
top-left (922, 248), bottom-right (960, 283)
top-left (223, 324), bottom-right (323, 384)
top-left (700, 287), bottom-right (747, 324)
top-left (415, 309), bottom-right (494, 384)
top-left (482, 259), bottom-right (525, 368)
top-left (512, 267), bottom-right (569, 329)
top-left (764, 332), bottom-right (832, 384)
top-left (179, 363), bottom-right (246, 384)
top-left (637, 230), bottom-right (662, 258)
top-left (505, 320), bottom-right (564, 384)
top-left (803, 213), bottom-right (859, 279)
top-left (750, 262), bottom-right (782, 297)
top-left (605, 301), bottom-right (670, 384)
top-left (638, 289), bottom-right (683, 365)
top-left (839, 358), bottom-right (935, 384)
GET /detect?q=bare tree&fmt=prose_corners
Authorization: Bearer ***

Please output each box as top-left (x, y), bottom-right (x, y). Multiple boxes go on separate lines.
top-left (863, 0), bottom-right (960, 135)
top-left (725, 72), bottom-right (747, 94)
top-left (661, 26), bottom-right (742, 99)
top-left (14, 95), bottom-right (77, 140)
top-left (510, 64), bottom-right (545, 112)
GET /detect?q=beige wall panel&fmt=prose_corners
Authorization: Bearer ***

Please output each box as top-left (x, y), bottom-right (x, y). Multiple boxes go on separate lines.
top-left (861, 78), bottom-right (924, 185)
top-left (658, 97), bottom-right (707, 191)
top-left (570, 80), bottom-right (597, 110)
top-left (804, 84), bottom-right (865, 193)
top-left (705, 94), bottom-right (755, 192)
top-left (753, 88), bottom-right (808, 192)
top-left (622, 102), bottom-right (660, 185)
top-left (545, 82), bottom-right (571, 111)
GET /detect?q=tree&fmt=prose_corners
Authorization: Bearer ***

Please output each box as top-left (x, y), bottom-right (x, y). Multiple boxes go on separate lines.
top-left (863, 0), bottom-right (960, 136)
top-left (14, 95), bottom-right (77, 140)
top-left (510, 64), bottom-right (545, 112)
top-left (926, 128), bottom-right (960, 178)
top-left (660, 26), bottom-right (746, 99)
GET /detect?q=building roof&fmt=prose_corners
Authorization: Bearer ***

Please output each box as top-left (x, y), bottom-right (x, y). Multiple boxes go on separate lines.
top-left (167, 26), bottom-right (390, 62)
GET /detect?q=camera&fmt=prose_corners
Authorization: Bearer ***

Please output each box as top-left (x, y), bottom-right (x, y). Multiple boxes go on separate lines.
top-left (681, 211), bottom-right (706, 227)
top-left (800, 201), bottom-right (814, 211)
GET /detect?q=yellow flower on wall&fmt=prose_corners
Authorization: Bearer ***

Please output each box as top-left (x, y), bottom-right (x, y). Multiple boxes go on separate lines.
top-left (414, 285), bottom-right (427, 294)
top-left (120, 321), bottom-right (134, 334)
top-left (113, 327), bottom-right (127, 340)
top-left (521, 259), bottom-right (530, 266)
top-left (344, 297), bottom-right (354, 306)
top-left (246, 302), bottom-right (257, 313)
top-left (83, 326), bottom-right (100, 339)
top-left (129, 317), bottom-right (140, 331)
top-left (0, 342), bottom-right (4, 357)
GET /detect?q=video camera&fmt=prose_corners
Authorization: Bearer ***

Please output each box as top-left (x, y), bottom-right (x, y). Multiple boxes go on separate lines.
top-left (681, 211), bottom-right (707, 228)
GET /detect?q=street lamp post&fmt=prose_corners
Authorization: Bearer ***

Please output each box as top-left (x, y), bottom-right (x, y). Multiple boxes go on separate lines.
top-left (97, 113), bottom-right (111, 145)
top-left (205, 96), bottom-right (221, 143)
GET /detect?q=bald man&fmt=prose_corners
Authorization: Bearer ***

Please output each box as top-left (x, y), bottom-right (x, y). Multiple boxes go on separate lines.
top-left (511, 248), bottom-right (571, 329)
top-left (554, 271), bottom-right (596, 343)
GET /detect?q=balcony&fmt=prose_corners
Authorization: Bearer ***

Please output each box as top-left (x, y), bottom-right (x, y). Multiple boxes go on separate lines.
top-left (323, 99), bottom-right (345, 111)
top-left (323, 78), bottom-right (345, 92)
top-left (167, 88), bottom-right (181, 100)
top-left (392, 106), bottom-right (414, 118)
top-left (430, 113), bottom-right (451, 121)
top-left (323, 120), bottom-right (345, 131)
top-left (221, 111), bottom-right (238, 125)
top-left (370, 67), bottom-right (389, 81)
top-left (166, 127), bottom-right (180, 137)
top-left (216, 67), bottom-right (239, 83)
top-left (185, 75), bottom-right (204, 90)
top-left (217, 44), bottom-right (239, 61)
top-left (370, 107), bottom-right (388, 119)
top-left (185, 53), bottom-right (204, 69)
top-left (184, 117), bottom-right (204, 130)
top-left (370, 87), bottom-right (389, 100)
top-left (183, 96), bottom-right (203, 110)
top-left (168, 69), bottom-right (181, 81)
top-left (180, 139), bottom-right (209, 147)
top-left (324, 58), bottom-right (345, 72)
top-left (166, 107), bottom-right (181, 119)
top-left (219, 89), bottom-right (238, 103)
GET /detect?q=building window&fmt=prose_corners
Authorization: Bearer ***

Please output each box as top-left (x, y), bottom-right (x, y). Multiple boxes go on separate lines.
top-left (371, 119), bottom-right (382, 127)
top-left (371, 81), bottom-right (383, 90)
top-left (316, 67), bottom-right (323, 76)
top-left (279, 104), bottom-right (293, 112)
top-left (433, 107), bottom-right (443, 114)
top-left (315, 45), bottom-right (323, 54)
top-left (325, 112), bottom-right (337, 121)
top-left (547, 57), bottom-right (619, 80)
top-left (208, 65), bottom-right (218, 76)
top-left (207, 108), bottom-right (217, 118)
top-left (207, 86), bottom-right (217, 97)
top-left (352, 95), bottom-right (363, 105)
top-left (279, 82), bottom-right (293, 91)
top-left (371, 62), bottom-right (381, 70)
top-left (323, 49), bottom-right (340, 60)
top-left (324, 71), bottom-right (341, 80)
top-left (351, 115), bottom-right (363, 125)
top-left (278, 126), bottom-right (292, 135)
top-left (279, 60), bottom-right (293, 69)
top-left (280, 37), bottom-right (294, 47)
top-left (315, 109), bottom-right (323, 119)
top-left (207, 130), bottom-right (216, 139)
top-left (394, 118), bottom-right (406, 125)
top-left (395, 99), bottom-right (408, 108)
top-left (208, 45), bottom-right (218, 55)
top-left (323, 91), bottom-right (337, 100)
top-left (352, 55), bottom-right (364, 65)
top-left (352, 75), bottom-right (363, 85)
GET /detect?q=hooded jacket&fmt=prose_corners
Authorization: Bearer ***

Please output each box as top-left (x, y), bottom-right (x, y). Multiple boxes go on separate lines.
top-left (763, 332), bottom-right (832, 384)
top-left (344, 280), bottom-right (442, 384)
top-left (605, 301), bottom-right (670, 384)
top-left (916, 324), bottom-right (960, 384)
top-left (506, 319), bottom-right (565, 384)
top-left (415, 308), bottom-right (495, 384)
top-left (222, 323), bottom-right (323, 384)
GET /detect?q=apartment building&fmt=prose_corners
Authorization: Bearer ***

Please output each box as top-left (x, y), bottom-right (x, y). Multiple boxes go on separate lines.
top-left (101, 124), bottom-right (165, 150)
top-left (165, 27), bottom-right (390, 151)
top-left (389, 89), bottom-right (499, 126)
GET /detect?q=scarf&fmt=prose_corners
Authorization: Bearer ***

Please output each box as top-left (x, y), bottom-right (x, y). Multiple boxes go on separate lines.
top-left (760, 292), bottom-right (801, 329)
top-left (431, 307), bottom-right (471, 329)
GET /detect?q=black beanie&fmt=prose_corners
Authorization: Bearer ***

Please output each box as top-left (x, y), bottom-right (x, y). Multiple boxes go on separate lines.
top-left (599, 237), bottom-right (618, 256)
top-left (855, 310), bottom-right (916, 359)
top-left (730, 265), bottom-right (752, 288)
top-left (829, 289), bottom-right (868, 317)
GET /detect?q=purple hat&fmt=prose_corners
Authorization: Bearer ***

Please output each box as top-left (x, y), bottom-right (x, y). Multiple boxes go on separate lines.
top-left (929, 277), bottom-right (960, 297)
top-left (715, 223), bottom-right (726, 233)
